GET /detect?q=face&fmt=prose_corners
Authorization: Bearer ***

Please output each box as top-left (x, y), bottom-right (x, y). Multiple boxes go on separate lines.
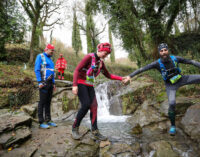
top-left (159, 48), bottom-right (169, 59)
top-left (46, 49), bottom-right (55, 56)
top-left (98, 51), bottom-right (109, 59)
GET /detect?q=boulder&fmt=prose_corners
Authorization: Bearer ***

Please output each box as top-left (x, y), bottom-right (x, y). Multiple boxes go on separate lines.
top-left (159, 97), bottom-right (194, 116)
top-left (127, 101), bottom-right (166, 129)
top-left (21, 103), bottom-right (37, 117)
top-left (55, 80), bottom-right (72, 87)
top-left (149, 140), bottom-right (179, 157)
top-left (180, 104), bottom-right (200, 143)
top-left (0, 126), bottom-right (31, 149)
top-left (100, 142), bottom-right (141, 157)
top-left (0, 113), bottom-right (31, 134)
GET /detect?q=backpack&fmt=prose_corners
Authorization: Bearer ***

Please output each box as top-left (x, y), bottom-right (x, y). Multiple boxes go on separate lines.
top-left (158, 55), bottom-right (181, 81)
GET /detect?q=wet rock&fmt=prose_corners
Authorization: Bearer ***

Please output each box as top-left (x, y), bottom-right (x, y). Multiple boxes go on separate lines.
top-left (21, 103), bottom-right (37, 117)
top-left (55, 80), bottom-right (72, 87)
top-left (100, 140), bottom-right (111, 148)
top-left (131, 124), bottom-right (142, 135)
top-left (29, 125), bottom-right (99, 157)
top-left (100, 142), bottom-right (140, 157)
top-left (0, 126), bottom-right (31, 149)
top-left (180, 104), bottom-right (200, 143)
top-left (0, 146), bottom-right (37, 157)
top-left (0, 113), bottom-right (31, 134)
top-left (149, 140), bottom-right (179, 157)
top-left (159, 97), bottom-right (194, 116)
top-left (127, 101), bottom-right (166, 128)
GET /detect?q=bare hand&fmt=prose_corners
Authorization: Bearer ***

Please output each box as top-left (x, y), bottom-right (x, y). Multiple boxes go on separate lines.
top-left (53, 84), bottom-right (56, 91)
top-left (39, 84), bottom-right (44, 89)
top-left (72, 86), bottom-right (78, 95)
top-left (122, 76), bottom-right (131, 85)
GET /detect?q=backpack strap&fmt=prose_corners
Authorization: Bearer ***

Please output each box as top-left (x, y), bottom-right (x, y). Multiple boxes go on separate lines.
top-left (40, 53), bottom-right (47, 81)
top-left (170, 55), bottom-right (181, 73)
top-left (158, 58), bottom-right (167, 81)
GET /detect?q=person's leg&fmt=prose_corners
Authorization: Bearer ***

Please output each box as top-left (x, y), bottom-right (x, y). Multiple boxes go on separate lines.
top-left (87, 86), bottom-right (98, 131)
top-left (73, 84), bottom-right (91, 128)
top-left (179, 75), bottom-right (200, 86)
top-left (166, 83), bottom-right (178, 135)
top-left (61, 69), bottom-right (64, 80)
top-left (45, 85), bottom-right (53, 122)
top-left (58, 69), bottom-right (61, 80)
top-left (88, 87), bottom-right (107, 140)
top-left (72, 84), bottom-right (92, 139)
top-left (38, 89), bottom-right (50, 129)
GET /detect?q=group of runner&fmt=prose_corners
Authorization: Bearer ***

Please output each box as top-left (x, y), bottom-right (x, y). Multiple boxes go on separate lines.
top-left (35, 42), bottom-right (200, 139)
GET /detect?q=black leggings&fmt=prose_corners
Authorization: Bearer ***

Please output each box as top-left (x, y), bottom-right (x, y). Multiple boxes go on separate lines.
top-left (73, 84), bottom-right (98, 130)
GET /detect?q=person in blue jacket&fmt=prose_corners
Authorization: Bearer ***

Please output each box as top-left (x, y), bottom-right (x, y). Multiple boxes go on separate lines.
top-left (35, 44), bottom-right (57, 129)
top-left (123, 43), bottom-right (200, 135)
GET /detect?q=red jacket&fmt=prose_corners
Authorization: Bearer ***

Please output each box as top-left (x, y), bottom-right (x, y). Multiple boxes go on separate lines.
top-left (55, 57), bottom-right (67, 69)
top-left (73, 53), bottom-right (122, 87)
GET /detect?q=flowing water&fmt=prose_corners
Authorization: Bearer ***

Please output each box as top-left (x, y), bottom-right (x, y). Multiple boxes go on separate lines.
top-left (81, 82), bottom-right (134, 143)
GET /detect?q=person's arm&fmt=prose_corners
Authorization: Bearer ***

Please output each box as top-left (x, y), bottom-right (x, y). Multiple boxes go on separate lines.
top-left (34, 55), bottom-right (42, 84)
top-left (176, 56), bottom-right (200, 68)
top-left (34, 54), bottom-right (45, 88)
top-left (101, 62), bottom-right (122, 81)
top-left (129, 61), bottom-right (158, 78)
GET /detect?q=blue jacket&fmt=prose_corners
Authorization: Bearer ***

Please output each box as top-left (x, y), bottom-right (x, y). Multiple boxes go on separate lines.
top-left (34, 52), bottom-right (55, 84)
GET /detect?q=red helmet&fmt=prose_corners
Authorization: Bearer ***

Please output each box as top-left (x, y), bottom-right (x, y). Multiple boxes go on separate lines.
top-left (97, 42), bottom-right (112, 53)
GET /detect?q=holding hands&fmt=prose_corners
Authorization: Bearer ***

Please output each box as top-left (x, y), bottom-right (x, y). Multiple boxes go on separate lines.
top-left (122, 76), bottom-right (131, 85)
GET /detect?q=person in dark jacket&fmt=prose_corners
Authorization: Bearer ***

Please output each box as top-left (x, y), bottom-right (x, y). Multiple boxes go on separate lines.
top-left (35, 44), bottom-right (57, 129)
top-left (123, 43), bottom-right (200, 135)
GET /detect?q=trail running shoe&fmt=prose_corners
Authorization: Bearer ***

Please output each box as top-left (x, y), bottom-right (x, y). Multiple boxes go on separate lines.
top-left (169, 126), bottom-right (176, 136)
top-left (92, 130), bottom-right (107, 141)
top-left (72, 127), bottom-right (81, 140)
top-left (39, 123), bottom-right (50, 129)
top-left (47, 121), bottom-right (57, 127)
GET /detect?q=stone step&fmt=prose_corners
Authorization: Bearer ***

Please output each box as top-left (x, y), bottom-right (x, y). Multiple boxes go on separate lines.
top-left (0, 126), bottom-right (31, 149)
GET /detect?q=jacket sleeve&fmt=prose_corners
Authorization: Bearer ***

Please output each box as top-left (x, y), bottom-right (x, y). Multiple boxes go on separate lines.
top-left (101, 62), bottom-right (122, 81)
top-left (176, 56), bottom-right (200, 68)
top-left (34, 54), bottom-right (42, 83)
top-left (129, 61), bottom-right (158, 78)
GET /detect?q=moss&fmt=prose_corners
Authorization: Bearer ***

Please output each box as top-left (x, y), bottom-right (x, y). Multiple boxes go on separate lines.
top-left (62, 95), bottom-right (79, 113)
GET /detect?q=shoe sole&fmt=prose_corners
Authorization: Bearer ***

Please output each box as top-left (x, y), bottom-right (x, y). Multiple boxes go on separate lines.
top-left (71, 135), bottom-right (81, 140)
top-left (39, 127), bottom-right (50, 129)
top-left (91, 135), bottom-right (107, 141)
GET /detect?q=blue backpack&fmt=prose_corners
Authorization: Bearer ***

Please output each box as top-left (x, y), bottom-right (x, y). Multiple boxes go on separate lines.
top-left (158, 55), bottom-right (181, 81)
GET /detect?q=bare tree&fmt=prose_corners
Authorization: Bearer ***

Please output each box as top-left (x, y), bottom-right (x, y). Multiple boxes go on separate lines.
top-left (19, 0), bottom-right (65, 64)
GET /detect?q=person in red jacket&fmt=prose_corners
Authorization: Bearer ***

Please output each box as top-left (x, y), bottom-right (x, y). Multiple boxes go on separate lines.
top-left (55, 54), bottom-right (67, 80)
top-left (72, 42), bottom-right (124, 140)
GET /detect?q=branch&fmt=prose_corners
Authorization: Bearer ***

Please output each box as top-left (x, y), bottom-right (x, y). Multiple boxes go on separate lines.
top-left (19, 0), bottom-right (35, 21)
top-left (164, 0), bottom-right (186, 36)
top-left (44, 19), bottom-right (61, 27)
top-left (78, 23), bottom-right (86, 32)
top-left (157, 0), bottom-right (169, 14)
top-left (95, 22), bottom-right (107, 37)
top-left (27, 0), bottom-right (36, 15)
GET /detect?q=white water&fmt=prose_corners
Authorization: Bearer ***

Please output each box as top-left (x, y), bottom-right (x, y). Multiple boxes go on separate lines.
top-left (94, 82), bottom-right (129, 123)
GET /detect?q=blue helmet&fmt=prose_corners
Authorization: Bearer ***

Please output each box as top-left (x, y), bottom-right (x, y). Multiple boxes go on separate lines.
top-left (158, 43), bottom-right (168, 53)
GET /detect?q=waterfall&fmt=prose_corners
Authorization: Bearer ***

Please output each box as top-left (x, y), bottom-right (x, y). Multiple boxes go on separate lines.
top-left (94, 81), bottom-right (129, 123)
